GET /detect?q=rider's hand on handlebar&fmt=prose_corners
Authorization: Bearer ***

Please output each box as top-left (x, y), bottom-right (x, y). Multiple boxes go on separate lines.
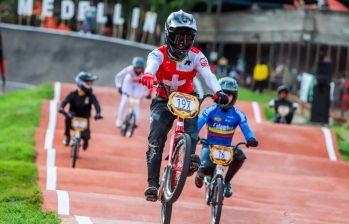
top-left (247, 137), bottom-right (258, 147)
top-left (141, 73), bottom-right (154, 89)
top-left (94, 114), bottom-right (103, 120)
top-left (118, 88), bottom-right (122, 94)
top-left (214, 91), bottom-right (229, 105)
top-left (58, 108), bottom-right (65, 114)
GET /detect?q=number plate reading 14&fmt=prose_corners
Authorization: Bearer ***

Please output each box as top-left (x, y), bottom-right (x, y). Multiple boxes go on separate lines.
top-left (213, 149), bottom-right (231, 161)
top-left (278, 106), bottom-right (290, 116)
top-left (172, 95), bottom-right (196, 112)
top-left (71, 117), bottom-right (88, 131)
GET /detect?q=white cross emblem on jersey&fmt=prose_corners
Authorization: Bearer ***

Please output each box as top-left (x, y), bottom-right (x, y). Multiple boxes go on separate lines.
top-left (163, 74), bottom-right (186, 91)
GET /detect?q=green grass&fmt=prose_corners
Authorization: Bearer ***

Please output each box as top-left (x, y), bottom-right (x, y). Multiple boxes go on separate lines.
top-left (329, 126), bottom-right (349, 161)
top-left (0, 83), bottom-right (61, 223)
top-left (238, 87), bottom-right (276, 121)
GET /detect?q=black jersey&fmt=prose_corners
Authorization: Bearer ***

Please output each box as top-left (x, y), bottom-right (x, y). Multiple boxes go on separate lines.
top-left (60, 90), bottom-right (101, 118)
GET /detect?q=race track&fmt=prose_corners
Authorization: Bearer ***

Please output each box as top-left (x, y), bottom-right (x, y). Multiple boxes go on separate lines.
top-left (34, 83), bottom-right (349, 224)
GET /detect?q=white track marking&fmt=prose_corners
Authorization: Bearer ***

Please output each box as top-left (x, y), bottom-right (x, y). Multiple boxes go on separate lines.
top-left (46, 148), bottom-right (56, 167)
top-left (46, 166), bottom-right (57, 190)
top-left (75, 216), bottom-right (93, 224)
top-left (57, 190), bottom-right (69, 215)
top-left (321, 127), bottom-right (337, 161)
top-left (252, 101), bottom-right (262, 123)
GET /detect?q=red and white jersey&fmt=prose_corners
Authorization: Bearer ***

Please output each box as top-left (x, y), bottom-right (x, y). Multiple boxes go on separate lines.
top-left (145, 45), bottom-right (221, 98)
top-left (115, 65), bottom-right (144, 88)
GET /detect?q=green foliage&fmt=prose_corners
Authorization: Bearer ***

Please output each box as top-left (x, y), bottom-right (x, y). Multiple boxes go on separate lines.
top-left (329, 126), bottom-right (349, 161)
top-left (0, 83), bottom-right (61, 223)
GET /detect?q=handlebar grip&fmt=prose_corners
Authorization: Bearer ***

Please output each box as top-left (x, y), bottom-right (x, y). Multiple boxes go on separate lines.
top-left (138, 79), bottom-right (158, 85)
top-left (212, 94), bottom-right (218, 100)
top-left (138, 79), bottom-right (141, 83)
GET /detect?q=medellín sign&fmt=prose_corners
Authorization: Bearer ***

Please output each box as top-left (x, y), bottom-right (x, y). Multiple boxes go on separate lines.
top-left (17, 0), bottom-right (158, 33)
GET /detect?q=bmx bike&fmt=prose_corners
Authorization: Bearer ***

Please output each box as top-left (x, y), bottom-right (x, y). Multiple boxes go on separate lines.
top-left (139, 79), bottom-right (218, 224)
top-left (120, 96), bottom-right (140, 137)
top-left (198, 137), bottom-right (248, 224)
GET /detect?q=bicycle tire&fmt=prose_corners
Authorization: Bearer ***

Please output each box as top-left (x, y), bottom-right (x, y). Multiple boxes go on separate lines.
top-left (71, 140), bottom-right (79, 168)
top-left (211, 178), bottom-right (223, 224)
top-left (164, 133), bottom-right (191, 204)
top-left (205, 175), bottom-right (213, 206)
top-left (160, 198), bottom-right (172, 224)
top-left (120, 117), bottom-right (129, 137)
top-left (126, 112), bottom-right (136, 137)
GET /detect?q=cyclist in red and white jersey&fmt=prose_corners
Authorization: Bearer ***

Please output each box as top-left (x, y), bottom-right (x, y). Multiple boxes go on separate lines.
top-left (140, 10), bottom-right (229, 201)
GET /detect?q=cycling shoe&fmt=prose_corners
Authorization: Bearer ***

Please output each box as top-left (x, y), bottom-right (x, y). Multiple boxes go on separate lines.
top-left (188, 154), bottom-right (201, 177)
top-left (144, 186), bottom-right (158, 202)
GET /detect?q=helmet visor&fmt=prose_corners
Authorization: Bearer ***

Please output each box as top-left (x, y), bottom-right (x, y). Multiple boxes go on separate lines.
top-left (86, 81), bottom-right (93, 87)
top-left (169, 33), bottom-right (195, 45)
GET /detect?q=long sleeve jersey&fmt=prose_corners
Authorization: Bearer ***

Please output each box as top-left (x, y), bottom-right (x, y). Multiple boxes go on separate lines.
top-left (60, 90), bottom-right (101, 118)
top-left (144, 45), bottom-right (221, 98)
top-left (115, 65), bottom-right (144, 88)
top-left (198, 104), bottom-right (255, 146)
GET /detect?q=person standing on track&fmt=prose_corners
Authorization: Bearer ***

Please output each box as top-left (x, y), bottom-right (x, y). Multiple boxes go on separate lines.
top-left (139, 10), bottom-right (229, 202)
top-left (115, 57), bottom-right (147, 128)
top-left (59, 72), bottom-right (103, 150)
top-left (195, 77), bottom-right (258, 197)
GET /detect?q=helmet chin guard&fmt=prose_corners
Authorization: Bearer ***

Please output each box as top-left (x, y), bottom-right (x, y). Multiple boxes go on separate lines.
top-left (218, 77), bottom-right (239, 112)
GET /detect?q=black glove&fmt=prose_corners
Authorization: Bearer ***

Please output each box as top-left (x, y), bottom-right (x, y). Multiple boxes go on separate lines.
top-left (146, 94), bottom-right (151, 99)
top-left (94, 114), bottom-right (103, 120)
top-left (118, 88), bottom-right (122, 94)
top-left (247, 137), bottom-right (258, 147)
top-left (58, 108), bottom-right (65, 114)
top-left (214, 91), bottom-right (229, 105)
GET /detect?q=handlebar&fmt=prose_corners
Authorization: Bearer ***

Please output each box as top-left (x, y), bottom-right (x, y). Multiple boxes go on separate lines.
top-left (138, 79), bottom-right (218, 105)
top-left (198, 137), bottom-right (249, 152)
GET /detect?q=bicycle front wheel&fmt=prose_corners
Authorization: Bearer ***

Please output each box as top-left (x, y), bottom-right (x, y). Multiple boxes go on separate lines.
top-left (71, 141), bottom-right (79, 168)
top-left (120, 118), bottom-right (129, 136)
top-left (164, 133), bottom-right (191, 204)
top-left (126, 112), bottom-right (136, 137)
top-left (161, 197), bottom-right (172, 224)
top-left (211, 178), bottom-right (223, 224)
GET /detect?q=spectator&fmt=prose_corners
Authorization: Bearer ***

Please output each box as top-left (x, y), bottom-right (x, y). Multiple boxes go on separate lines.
top-left (253, 60), bottom-right (269, 94)
top-left (216, 57), bottom-right (229, 77)
top-left (296, 70), bottom-right (304, 94)
top-left (321, 0), bottom-right (330, 9)
top-left (294, 0), bottom-right (305, 8)
top-left (250, 1), bottom-right (262, 11)
top-left (80, 1), bottom-right (96, 35)
top-left (341, 76), bottom-right (349, 117)
top-left (275, 62), bottom-right (284, 86)
top-left (236, 58), bottom-right (246, 76)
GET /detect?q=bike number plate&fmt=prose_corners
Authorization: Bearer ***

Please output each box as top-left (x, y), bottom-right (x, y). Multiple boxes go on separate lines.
top-left (210, 145), bottom-right (234, 166)
top-left (167, 92), bottom-right (199, 119)
top-left (278, 106), bottom-right (290, 117)
top-left (128, 96), bottom-right (140, 107)
top-left (71, 117), bottom-right (88, 132)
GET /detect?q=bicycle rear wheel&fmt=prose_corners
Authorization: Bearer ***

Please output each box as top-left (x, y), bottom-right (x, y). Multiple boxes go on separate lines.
top-left (71, 140), bottom-right (79, 168)
top-left (126, 112), bottom-right (136, 137)
top-left (211, 178), bottom-right (223, 224)
top-left (164, 133), bottom-right (191, 204)
top-left (161, 197), bottom-right (172, 224)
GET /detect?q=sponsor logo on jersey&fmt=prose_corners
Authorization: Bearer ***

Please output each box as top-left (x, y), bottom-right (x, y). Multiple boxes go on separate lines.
top-left (214, 117), bottom-right (222, 122)
top-left (235, 108), bottom-right (245, 122)
top-left (151, 52), bottom-right (158, 57)
top-left (203, 105), bottom-right (217, 116)
top-left (184, 60), bottom-right (192, 65)
top-left (228, 116), bottom-right (234, 118)
top-left (213, 123), bottom-right (234, 131)
top-left (200, 57), bottom-right (208, 68)
top-left (225, 119), bottom-right (231, 122)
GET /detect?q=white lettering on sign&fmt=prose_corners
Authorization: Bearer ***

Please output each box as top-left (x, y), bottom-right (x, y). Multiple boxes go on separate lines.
top-left (113, 4), bottom-right (124, 25)
top-left (18, 0), bottom-right (33, 16)
top-left (61, 0), bottom-right (75, 20)
top-left (41, 0), bottom-right (54, 17)
top-left (131, 7), bottom-right (140, 29)
top-left (96, 2), bottom-right (107, 24)
top-left (78, 1), bottom-right (90, 21)
top-left (143, 12), bottom-right (158, 34)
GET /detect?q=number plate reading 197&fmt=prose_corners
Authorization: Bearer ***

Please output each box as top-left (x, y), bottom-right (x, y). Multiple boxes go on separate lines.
top-left (172, 95), bottom-right (196, 113)
top-left (213, 149), bottom-right (231, 161)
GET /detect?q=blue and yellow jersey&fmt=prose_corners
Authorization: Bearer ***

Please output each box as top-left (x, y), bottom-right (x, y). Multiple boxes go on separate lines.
top-left (198, 104), bottom-right (255, 146)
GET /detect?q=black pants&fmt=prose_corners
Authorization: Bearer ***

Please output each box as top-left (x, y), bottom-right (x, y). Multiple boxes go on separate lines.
top-left (273, 112), bottom-right (294, 124)
top-left (197, 144), bottom-right (246, 184)
top-left (64, 112), bottom-right (90, 141)
top-left (253, 80), bottom-right (266, 93)
top-left (146, 95), bottom-right (199, 188)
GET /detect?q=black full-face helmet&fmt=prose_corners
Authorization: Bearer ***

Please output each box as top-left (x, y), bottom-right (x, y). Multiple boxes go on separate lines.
top-left (132, 57), bottom-right (145, 75)
top-left (277, 85), bottom-right (289, 101)
top-left (165, 10), bottom-right (197, 60)
top-left (218, 77), bottom-right (239, 112)
top-left (75, 72), bottom-right (98, 95)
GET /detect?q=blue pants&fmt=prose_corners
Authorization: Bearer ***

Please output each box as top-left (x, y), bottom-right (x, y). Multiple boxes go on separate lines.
top-left (197, 144), bottom-right (246, 184)
top-left (81, 18), bottom-right (93, 33)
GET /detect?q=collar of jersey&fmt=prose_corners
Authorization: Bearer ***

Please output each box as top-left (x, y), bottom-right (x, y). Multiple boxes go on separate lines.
top-left (166, 46), bottom-right (188, 62)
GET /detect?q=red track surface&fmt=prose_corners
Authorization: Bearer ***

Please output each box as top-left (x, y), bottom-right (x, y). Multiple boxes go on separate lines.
top-left (36, 83), bottom-right (349, 223)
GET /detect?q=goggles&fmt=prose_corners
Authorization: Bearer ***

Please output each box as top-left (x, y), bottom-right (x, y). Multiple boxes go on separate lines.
top-left (169, 33), bottom-right (195, 45)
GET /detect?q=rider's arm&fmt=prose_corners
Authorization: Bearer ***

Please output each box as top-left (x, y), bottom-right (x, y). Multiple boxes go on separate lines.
top-left (59, 92), bottom-right (73, 109)
top-left (194, 53), bottom-right (221, 93)
top-left (144, 49), bottom-right (164, 76)
top-left (236, 108), bottom-right (255, 141)
top-left (91, 94), bottom-right (101, 114)
top-left (268, 99), bottom-right (275, 108)
top-left (115, 66), bottom-right (129, 88)
top-left (198, 105), bottom-right (215, 132)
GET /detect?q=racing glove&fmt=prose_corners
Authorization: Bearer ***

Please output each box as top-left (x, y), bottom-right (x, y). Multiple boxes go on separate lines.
top-left (146, 94), bottom-right (151, 99)
top-left (94, 114), bottom-right (103, 120)
top-left (58, 108), bottom-right (65, 115)
top-left (247, 137), bottom-right (258, 147)
top-left (118, 88), bottom-right (122, 94)
top-left (141, 73), bottom-right (154, 89)
top-left (214, 90), bottom-right (229, 105)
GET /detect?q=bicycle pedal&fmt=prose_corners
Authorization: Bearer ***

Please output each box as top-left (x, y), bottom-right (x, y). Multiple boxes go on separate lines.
top-left (146, 195), bottom-right (157, 202)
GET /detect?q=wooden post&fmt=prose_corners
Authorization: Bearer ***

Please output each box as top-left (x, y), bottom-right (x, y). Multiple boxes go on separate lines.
top-left (269, 32), bottom-right (275, 90)
top-left (18, 15), bottom-right (22, 25)
top-left (296, 36), bottom-right (302, 72)
top-left (241, 35), bottom-right (246, 61)
top-left (256, 35), bottom-right (261, 62)
top-left (335, 45), bottom-right (341, 80)
top-left (140, 31), bottom-right (147, 43)
top-left (147, 33), bottom-right (153, 45)
top-left (346, 46), bottom-right (349, 77)
top-left (26, 16), bottom-right (31, 26)
top-left (210, 0), bottom-right (222, 63)
top-left (305, 40), bottom-right (311, 72)
top-left (118, 25), bottom-right (123, 39)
